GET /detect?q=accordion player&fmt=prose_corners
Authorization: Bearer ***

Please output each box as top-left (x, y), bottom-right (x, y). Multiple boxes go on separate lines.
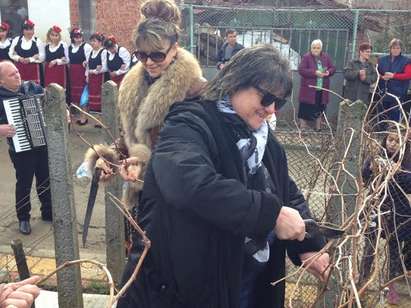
top-left (3, 94), bottom-right (47, 152)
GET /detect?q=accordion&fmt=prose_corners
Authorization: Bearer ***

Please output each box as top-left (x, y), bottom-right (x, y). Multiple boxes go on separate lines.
top-left (3, 95), bottom-right (47, 153)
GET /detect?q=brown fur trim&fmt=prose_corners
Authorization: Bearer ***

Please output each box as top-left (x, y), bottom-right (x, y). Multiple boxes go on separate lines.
top-left (118, 47), bottom-right (203, 150)
top-left (128, 144), bottom-right (151, 164)
top-left (84, 144), bottom-right (119, 170)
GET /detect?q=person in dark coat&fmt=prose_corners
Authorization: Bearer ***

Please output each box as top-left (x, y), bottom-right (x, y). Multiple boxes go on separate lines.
top-left (344, 42), bottom-right (378, 104)
top-left (377, 38), bottom-right (411, 123)
top-left (298, 39), bottom-right (336, 131)
top-left (0, 61), bottom-right (52, 235)
top-left (359, 127), bottom-right (411, 304)
top-left (118, 45), bottom-right (329, 308)
top-left (216, 29), bottom-right (244, 70)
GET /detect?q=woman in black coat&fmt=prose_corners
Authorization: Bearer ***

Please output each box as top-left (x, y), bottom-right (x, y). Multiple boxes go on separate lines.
top-left (119, 45), bottom-right (329, 308)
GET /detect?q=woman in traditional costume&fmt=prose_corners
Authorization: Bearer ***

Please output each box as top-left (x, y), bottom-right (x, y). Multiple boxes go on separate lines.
top-left (8, 19), bottom-right (44, 84)
top-left (104, 35), bottom-right (130, 86)
top-left (0, 22), bottom-right (12, 62)
top-left (44, 25), bottom-right (68, 87)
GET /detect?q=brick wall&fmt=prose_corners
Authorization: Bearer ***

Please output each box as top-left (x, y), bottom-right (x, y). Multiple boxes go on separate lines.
top-left (95, 0), bottom-right (142, 51)
top-left (69, 0), bottom-right (80, 28)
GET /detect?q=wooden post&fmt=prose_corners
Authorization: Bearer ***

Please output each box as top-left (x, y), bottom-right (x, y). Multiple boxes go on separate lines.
top-left (44, 84), bottom-right (83, 308)
top-left (11, 239), bottom-right (35, 308)
top-left (102, 81), bottom-right (125, 286)
top-left (321, 99), bottom-right (367, 307)
top-left (11, 239), bottom-right (31, 280)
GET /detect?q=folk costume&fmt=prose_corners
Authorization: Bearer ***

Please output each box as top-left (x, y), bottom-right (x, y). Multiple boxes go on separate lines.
top-left (9, 35), bottom-right (44, 84)
top-left (0, 37), bottom-right (12, 61)
top-left (69, 42), bottom-right (92, 105)
top-left (86, 47), bottom-right (107, 112)
top-left (44, 40), bottom-right (69, 87)
top-left (0, 22), bottom-right (11, 61)
top-left (107, 45), bottom-right (131, 86)
top-left (9, 20), bottom-right (44, 85)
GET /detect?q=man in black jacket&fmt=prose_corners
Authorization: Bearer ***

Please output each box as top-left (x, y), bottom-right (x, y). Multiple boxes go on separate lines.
top-left (217, 29), bottom-right (244, 70)
top-left (118, 45), bottom-right (329, 308)
top-left (0, 61), bottom-right (52, 235)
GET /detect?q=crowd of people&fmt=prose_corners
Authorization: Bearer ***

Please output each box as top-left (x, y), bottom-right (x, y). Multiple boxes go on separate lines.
top-left (1, 0), bottom-right (411, 307)
top-left (0, 19), bottom-right (137, 125)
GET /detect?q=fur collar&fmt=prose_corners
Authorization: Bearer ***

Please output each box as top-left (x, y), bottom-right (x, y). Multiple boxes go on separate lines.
top-left (118, 47), bottom-right (203, 150)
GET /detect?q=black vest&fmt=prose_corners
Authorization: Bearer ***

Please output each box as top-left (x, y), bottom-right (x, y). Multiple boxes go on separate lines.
top-left (107, 46), bottom-right (125, 72)
top-left (0, 38), bottom-right (11, 61)
top-left (69, 43), bottom-right (86, 65)
top-left (45, 43), bottom-right (65, 62)
top-left (88, 48), bottom-right (104, 70)
top-left (15, 36), bottom-right (39, 58)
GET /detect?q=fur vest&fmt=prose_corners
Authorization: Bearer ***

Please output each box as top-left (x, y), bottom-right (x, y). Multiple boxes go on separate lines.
top-left (84, 47), bottom-right (204, 205)
top-left (118, 47), bottom-right (204, 157)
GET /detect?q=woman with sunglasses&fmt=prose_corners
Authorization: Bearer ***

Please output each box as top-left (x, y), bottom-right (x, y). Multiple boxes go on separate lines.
top-left (81, 0), bottom-right (204, 252)
top-left (116, 44), bottom-right (329, 308)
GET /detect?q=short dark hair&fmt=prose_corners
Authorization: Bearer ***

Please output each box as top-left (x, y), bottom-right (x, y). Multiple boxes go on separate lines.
top-left (203, 44), bottom-right (292, 108)
top-left (226, 29), bottom-right (236, 36)
top-left (359, 42), bottom-right (372, 52)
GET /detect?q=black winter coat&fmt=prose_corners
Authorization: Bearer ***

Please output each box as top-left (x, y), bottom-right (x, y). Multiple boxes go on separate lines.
top-left (118, 100), bottom-right (325, 308)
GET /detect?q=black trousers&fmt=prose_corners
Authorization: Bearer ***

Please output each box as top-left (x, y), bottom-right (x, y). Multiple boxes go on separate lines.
top-left (8, 147), bottom-right (52, 221)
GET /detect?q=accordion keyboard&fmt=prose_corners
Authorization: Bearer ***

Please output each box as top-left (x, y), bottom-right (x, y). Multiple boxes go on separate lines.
top-left (4, 95), bottom-right (47, 153)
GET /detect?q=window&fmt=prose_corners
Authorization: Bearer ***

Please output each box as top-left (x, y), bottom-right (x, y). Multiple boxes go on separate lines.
top-left (0, 0), bottom-right (28, 37)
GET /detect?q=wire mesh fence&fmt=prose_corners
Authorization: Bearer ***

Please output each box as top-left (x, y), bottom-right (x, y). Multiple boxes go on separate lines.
top-left (180, 5), bottom-right (411, 71)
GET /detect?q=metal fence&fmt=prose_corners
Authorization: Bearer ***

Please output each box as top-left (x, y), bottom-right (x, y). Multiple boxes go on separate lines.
top-left (180, 5), bottom-right (411, 70)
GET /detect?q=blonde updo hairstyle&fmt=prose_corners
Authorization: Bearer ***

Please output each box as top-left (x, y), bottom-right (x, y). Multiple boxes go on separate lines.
top-left (135, 0), bottom-right (181, 52)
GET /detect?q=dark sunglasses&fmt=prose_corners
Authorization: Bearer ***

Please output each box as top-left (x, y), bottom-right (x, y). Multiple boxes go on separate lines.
top-left (135, 45), bottom-right (173, 63)
top-left (255, 86), bottom-right (287, 109)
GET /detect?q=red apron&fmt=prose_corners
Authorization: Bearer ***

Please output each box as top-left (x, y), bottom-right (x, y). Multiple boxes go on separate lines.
top-left (88, 73), bottom-right (104, 112)
top-left (111, 74), bottom-right (124, 86)
top-left (44, 63), bottom-right (66, 87)
top-left (15, 62), bottom-right (40, 84)
top-left (69, 64), bottom-right (86, 105)
top-left (110, 74), bottom-right (126, 88)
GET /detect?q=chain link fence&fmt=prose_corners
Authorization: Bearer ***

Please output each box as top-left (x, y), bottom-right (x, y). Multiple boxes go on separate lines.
top-left (180, 5), bottom-right (411, 70)
top-left (276, 128), bottom-right (336, 306)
